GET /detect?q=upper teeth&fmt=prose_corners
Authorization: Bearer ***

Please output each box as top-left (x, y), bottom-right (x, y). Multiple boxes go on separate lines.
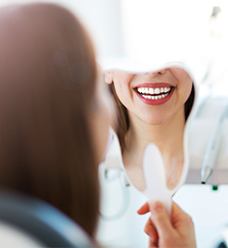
top-left (137, 87), bottom-right (171, 95)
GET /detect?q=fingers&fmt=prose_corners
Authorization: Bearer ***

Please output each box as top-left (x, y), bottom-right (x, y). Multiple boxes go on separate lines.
top-left (145, 218), bottom-right (158, 248)
top-left (137, 202), bottom-right (150, 215)
top-left (172, 202), bottom-right (188, 218)
top-left (149, 202), bottom-right (173, 237)
top-left (148, 237), bottom-right (158, 248)
top-left (138, 203), bottom-right (158, 246)
top-left (144, 218), bottom-right (158, 241)
top-left (171, 202), bottom-right (193, 227)
top-left (139, 201), bottom-right (196, 248)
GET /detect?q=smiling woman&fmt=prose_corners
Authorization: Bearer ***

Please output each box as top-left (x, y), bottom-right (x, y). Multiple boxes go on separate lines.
top-left (105, 65), bottom-right (195, 191)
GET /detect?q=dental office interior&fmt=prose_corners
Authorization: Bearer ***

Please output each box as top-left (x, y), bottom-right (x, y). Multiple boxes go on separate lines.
top-left (0, 0), bottom-right (228, 247)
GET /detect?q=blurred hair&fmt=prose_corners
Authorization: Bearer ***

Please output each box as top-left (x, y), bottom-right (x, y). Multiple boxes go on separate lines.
top-left (0, 3), bottom-right (99, 237)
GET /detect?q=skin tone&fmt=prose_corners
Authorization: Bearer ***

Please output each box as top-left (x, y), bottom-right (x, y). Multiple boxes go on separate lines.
top-left (105, 68), bottom-right (193, 190)
top-left (137, 201), bottom-right (196, 248)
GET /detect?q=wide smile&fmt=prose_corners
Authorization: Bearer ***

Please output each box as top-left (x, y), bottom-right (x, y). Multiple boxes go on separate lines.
top-left (133, 82), bottom-right (175, 105)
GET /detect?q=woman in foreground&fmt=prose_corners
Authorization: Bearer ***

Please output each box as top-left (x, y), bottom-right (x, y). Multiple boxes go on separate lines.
top-left (0, 2), bottom-right (196, 247)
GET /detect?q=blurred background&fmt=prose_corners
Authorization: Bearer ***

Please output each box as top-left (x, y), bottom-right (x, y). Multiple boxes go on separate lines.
top-left (1, 0), bottom-right (228, 247)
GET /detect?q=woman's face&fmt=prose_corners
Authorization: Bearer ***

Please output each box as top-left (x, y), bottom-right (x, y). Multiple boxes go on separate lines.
top-left (91, 70), bottom-right (115, 164)
top-left (107, 67), bottom-right (193, 124)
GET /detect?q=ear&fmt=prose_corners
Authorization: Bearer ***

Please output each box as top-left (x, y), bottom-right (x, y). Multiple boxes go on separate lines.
top-left (104, 71), bottom-right (113, 84)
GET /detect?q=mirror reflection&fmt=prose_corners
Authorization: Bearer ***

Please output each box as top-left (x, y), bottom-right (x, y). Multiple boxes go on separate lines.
top-left (105, 66), bottom-right (195, 191)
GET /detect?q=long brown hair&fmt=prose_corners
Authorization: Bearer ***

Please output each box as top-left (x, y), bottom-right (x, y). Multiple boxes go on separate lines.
top-left (109, 81), bottom-right (195, 151)
top-left (0, 3), bottom-right (99, 237)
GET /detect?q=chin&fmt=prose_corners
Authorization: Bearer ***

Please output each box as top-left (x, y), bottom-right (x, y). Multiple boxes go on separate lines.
top-left (130, 105), bottom-right (177, 125)
top-left (138, 108), bottom-right (177, 126)
top-left (140, 115), bottom-right (168, 126)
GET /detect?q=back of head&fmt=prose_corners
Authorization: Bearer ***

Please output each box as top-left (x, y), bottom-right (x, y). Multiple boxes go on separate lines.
top-left (0, 3), bottom-right (99, 237)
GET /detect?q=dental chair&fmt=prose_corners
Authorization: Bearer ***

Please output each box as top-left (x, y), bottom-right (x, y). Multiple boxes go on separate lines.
top-left (0, 192), bottom-right (93, 247)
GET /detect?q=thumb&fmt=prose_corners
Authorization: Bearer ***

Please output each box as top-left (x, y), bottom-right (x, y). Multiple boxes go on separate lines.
top-left (171, 202), bottom-right (193, 230)
top-left (149, 201), bottom-right (174, 238)
top-left (172, 202), bottom-right (187, 219)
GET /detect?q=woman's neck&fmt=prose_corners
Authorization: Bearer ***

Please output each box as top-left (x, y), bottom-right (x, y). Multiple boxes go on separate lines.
top-left (125, 108), bottom-right (185, 158)
top-left (123, 108), bottom-right (185, 190)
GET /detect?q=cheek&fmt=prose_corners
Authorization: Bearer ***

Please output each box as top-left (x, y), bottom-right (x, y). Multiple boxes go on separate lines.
top-left (173, 69), bottom-right (193, 103)
top-left (113, 81), bottom-right (132, 107)
top-left (178, 81), bottom-right (193, 104)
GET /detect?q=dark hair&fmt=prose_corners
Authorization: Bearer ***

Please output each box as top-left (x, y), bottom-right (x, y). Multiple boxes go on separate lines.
top-left (0, 3), bottom-right (99, 237)
top-left (109, 82), bottom-right (195, 152)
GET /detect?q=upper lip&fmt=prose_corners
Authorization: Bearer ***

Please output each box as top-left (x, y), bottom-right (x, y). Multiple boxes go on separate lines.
top-left (133, 82), bottom-right (175, 89)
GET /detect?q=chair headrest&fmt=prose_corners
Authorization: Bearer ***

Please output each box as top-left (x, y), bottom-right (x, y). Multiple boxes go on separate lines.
top-left (0, 191), bottom-right (93, 247)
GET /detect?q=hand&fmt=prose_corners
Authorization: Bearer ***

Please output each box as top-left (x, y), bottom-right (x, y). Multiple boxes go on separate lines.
top-left (137, 201), bottom-right (196, 248)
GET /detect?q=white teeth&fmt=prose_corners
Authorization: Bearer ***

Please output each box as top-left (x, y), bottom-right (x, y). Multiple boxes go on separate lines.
top-left (141, 92), bottom-right (169, 100)
top-left (138, 88), bottom-right (144, 93)
top-left (154, 88), bottom-right (160, 94)
top-left (142, 95), bottom-right (151, 99)
top-left (164, 87), bottom-right (170, 93)
top-left (137, 87), bottom-right (171, 95)
top-left (148, 88), bottom-right (154, 94)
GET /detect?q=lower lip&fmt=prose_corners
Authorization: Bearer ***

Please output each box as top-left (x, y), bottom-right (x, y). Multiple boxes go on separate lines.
top-left (135, 89), bottom-right (174, 105)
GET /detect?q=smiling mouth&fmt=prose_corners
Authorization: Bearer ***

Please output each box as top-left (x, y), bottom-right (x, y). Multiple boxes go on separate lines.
top-left (134, 83), bottom-right (175, 105)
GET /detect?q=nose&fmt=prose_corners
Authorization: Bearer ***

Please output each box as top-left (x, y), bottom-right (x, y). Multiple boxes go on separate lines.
top-left (144, 69), bottom-right (167, 77)
top-left (156, 69), bottom-right (167, 75)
